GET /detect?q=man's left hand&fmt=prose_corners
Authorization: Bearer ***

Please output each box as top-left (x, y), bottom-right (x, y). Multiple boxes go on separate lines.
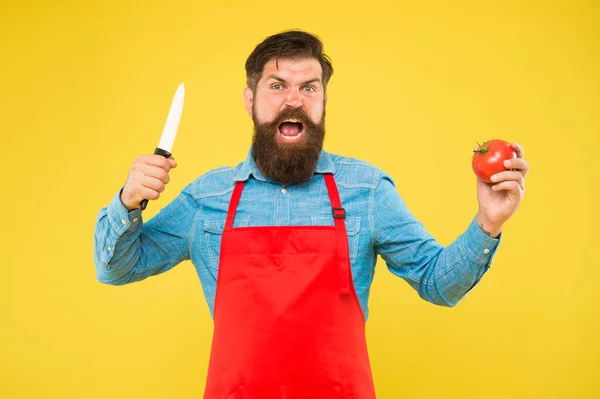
top-left (475, 142), bottom-right (530, 237)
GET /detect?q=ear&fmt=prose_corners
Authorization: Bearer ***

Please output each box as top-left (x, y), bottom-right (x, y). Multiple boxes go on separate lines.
top-left (244, 87), bottom-right (254, 118)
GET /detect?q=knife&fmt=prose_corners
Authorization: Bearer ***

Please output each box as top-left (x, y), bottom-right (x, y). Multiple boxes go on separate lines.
top-left (140, 82), bottom-right (185, 210)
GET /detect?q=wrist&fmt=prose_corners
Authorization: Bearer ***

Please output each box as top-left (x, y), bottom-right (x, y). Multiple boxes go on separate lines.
top-left (120, 188), bottom-right (140, 212)
top-left (476, 213), bottom-right (503, 238)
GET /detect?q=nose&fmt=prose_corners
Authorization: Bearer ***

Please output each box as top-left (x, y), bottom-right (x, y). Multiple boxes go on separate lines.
top-left (284, 88), bottom-right (303, 109)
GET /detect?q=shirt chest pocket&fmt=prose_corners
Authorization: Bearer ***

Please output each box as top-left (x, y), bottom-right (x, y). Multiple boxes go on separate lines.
top-left (203, 218), bottom-right (249, 273)
top-left (311, 216), bottom-right (361, 264)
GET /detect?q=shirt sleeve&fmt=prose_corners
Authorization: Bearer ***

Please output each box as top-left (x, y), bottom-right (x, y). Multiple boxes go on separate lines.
top-left (372, 171), bottom-right (501, 307)
top-left (93, 185), bottom-right (198, 285)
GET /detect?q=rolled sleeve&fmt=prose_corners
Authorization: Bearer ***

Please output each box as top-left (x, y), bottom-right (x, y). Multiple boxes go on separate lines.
top-left (462, 216), bottom-right (501, 263)
top-left (98, 188), bottom-right (143, 268)
top-left (107, 188), bottom-right (143, 236)
top-left (450, 215), bottom-right (502, 302)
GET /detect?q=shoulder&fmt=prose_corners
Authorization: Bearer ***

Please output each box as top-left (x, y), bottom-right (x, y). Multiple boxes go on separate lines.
top-left (182, 163), bottom-right (243, 199)
top-left (328, 152), bottom-right (388, 190)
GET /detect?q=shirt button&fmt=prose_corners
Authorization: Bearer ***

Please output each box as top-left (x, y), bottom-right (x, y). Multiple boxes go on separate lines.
top-left (107, 246), bottom-right (112, 252)
top-left (281, 188), bottom-right (287, 194)
top-left (132, 217), bottom-right (138, 223)
top-left (121, 219), bottom-right (127, 225)
top-left (484, 249), bottom-right (490, 255)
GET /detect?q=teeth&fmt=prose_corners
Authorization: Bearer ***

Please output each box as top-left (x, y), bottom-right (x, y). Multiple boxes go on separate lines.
top-left (283, 119), bottom-right (300, 123)
top-left (279, 131), bottom-right (303, 140)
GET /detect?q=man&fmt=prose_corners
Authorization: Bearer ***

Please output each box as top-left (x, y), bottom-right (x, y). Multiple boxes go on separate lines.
top-left (94, 30), bottom-right (529, 398)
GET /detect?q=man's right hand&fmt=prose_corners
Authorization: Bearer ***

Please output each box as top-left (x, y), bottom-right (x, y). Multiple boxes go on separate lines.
top-left (120, 155), bottom-right (178, 211)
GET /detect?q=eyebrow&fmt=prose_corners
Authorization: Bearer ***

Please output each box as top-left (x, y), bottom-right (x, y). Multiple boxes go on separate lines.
top-left (265, 74), bottom-right (322, 86)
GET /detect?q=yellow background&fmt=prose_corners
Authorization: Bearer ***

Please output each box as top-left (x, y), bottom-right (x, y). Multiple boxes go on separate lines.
top-left (1, 0), bottom-right (598, 397)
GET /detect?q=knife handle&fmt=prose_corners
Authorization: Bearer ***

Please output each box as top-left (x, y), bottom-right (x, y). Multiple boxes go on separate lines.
top-left (139, 147), bottom-right (172, 211)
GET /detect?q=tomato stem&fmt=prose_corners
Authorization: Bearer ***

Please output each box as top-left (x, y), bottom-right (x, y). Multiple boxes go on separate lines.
top-left (473, 141), bottom-right (489, 155)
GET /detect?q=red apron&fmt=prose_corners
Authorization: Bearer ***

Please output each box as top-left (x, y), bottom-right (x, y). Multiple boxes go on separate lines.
top-left (203, 173), bottom-right (376, 399)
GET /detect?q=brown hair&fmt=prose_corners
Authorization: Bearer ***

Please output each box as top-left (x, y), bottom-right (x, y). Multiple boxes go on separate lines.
top-left (245, 30), bottom-right (334, 93)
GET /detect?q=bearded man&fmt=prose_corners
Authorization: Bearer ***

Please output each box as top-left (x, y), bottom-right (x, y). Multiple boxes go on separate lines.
top-left (94, 30), bottom-right (530, 398)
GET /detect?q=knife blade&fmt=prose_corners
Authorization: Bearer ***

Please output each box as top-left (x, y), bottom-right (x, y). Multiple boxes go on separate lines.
top-left (140, 82), bottom-right (185, 210)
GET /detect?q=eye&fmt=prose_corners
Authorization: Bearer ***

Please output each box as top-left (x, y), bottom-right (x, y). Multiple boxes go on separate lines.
top-left (271, 84), bottom-right (283, 90)
top-left (302, 86), bottom-right (315, 92)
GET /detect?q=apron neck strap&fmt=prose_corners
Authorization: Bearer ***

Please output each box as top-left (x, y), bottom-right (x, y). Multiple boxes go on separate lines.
top-left (324, 173), bottom-right (351, 295)
top-left (323, 173), bottom-right (344, 217)
top-left (225, 181), bottom-right (245, 231)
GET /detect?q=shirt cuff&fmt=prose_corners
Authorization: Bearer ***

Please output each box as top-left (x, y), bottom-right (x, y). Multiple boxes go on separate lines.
top-left (461, 215), bottom-right (502, 268)
top-left (107, 188), bottom-right (143, 235)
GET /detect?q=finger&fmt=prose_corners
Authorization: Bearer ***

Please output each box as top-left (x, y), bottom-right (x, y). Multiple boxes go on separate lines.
top-left (490, 171), bottom-right (525, 190)
top-left (137, 185), bottom-right (161, 202)
top-left (168, 156), bottom-right (177, 168)
top-left (491, 180), bottom-right (523, 196)
top-left (503, 158), bottom-right (530, 178)
top-left (142, 155), bottom-right (172, 172)
top-left (140, 164), bottom-right (170, 184)
top-left (503, 158), bottom-right (527, 170)
top-left (139, 175), bottom-right (166, 194)
top-left (512, 142), bottom-right (524, 159)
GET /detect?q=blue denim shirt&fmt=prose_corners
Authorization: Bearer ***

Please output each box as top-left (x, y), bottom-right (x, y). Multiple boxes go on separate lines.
top-left (94, 148), bottom-right (501, 320)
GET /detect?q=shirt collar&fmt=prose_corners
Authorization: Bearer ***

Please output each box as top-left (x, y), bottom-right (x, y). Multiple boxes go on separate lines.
top-left (233, 147), bottom-right (336, 182)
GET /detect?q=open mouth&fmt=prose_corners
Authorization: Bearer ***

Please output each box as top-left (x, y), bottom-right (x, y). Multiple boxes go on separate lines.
top-left (278, 119), bottom-right (304, 143)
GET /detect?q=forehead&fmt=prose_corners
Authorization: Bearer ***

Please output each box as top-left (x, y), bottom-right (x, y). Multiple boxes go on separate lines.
top-left (260, 58), bottom-right (323, 82)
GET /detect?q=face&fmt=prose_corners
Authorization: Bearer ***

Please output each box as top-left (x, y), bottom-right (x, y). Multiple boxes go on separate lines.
top-left (244, 58), bottom-right (328, 185)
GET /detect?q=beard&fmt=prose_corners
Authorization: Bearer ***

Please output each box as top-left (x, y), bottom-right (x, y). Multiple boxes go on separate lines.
top-left (252, 105), bottom-right (326, 186)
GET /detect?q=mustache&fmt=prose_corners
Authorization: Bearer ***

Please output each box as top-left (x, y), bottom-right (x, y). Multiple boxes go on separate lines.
top-left (252, 106), bottom-right (320, 132)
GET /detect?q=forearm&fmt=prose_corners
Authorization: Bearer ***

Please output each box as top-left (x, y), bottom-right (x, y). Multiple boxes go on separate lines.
top-left (379, 214), bottom-right (501, 307)
top-left (418, 215), bottom-right (501, 306)
top-left (93, 188), bottom-right (191, 285)
top-left (94, 189), bottom-right (146, 284)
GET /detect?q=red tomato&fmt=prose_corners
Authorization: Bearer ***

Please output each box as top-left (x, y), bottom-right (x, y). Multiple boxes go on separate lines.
top-left (472, 139), bottom-right (517, 183)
